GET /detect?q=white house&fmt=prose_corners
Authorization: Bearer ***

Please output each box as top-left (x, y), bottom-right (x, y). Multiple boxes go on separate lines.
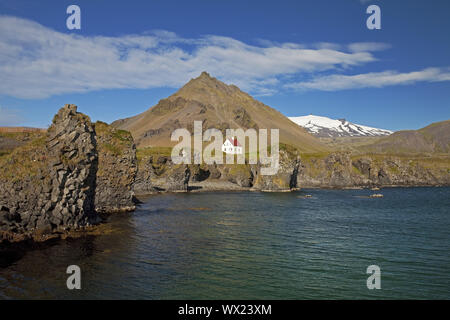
top-left (222, 137), bottom-right (242, 154)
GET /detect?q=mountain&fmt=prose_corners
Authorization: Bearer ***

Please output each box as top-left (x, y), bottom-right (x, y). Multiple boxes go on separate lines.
top-left (362, 120), bottom-right (450, 154)
top-left (288, 115), bottom-right (393, 138)
top-left (112, 72), bottom-right (328, 153)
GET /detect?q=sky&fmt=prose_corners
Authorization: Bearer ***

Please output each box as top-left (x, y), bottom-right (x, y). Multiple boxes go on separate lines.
top-left (0, 0), bottom-right (449, 131)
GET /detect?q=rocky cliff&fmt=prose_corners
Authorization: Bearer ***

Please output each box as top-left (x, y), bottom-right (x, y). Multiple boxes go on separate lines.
top-left (252, 149), bottom-right (300, 191)
top-left (298, 152), bottom-right (450, 188)
top-left (134, 147), bottom-right (301, 194)
top-left (94, 121), bottom-right (137, 213)
top-left (0, 105), bottom-right (99, 242)
top-left (134, 155), bottom-right (190, 193)
top-left (133, 147), bottom-right (449, 195)
top-left (0, 105), bottom-right (137, 243)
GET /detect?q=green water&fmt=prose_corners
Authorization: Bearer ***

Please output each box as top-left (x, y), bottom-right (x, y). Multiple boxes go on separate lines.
top-left (1, 187), bottom-right (449, 299)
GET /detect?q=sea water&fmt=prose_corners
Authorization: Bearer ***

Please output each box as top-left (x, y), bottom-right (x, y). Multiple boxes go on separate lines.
top-left (1, 187), bottom-right (449, 299)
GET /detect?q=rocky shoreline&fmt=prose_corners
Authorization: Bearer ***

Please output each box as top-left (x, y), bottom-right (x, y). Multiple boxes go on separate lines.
top-left (1, 105), bottom-right (449, 244)
top-left (132, 150), bottom-right (450, 195)
top-left (133, 148), bottom-right (301, 194)
top-left (134, 178), bottom-right (449, 196)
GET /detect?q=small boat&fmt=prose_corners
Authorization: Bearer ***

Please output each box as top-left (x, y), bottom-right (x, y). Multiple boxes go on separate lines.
top-left (370, 194), bottom-right (384, 198)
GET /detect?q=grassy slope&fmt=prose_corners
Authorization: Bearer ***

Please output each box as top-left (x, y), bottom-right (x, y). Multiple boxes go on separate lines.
top-left (0, 130), bottom-right (46, 158)
top-left (361, 120), bottom-right (450, 154)
top-left (0, 133), bottom-right (47, 183)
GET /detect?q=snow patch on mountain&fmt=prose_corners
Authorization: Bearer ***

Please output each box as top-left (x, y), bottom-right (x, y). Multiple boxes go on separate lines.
top-left (289, 115), bottom-right (393, 137)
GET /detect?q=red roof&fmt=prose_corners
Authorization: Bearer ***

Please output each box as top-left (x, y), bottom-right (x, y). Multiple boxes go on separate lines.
top-left (227, 137), bottom-right (241, 147)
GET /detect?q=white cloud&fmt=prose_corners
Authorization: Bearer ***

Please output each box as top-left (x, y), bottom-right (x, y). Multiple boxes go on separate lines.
top-left (1, 15), bottom-right (447, 98)
top-left (313, 42), bottom-right (343, 51)
top-left (348, 42), bottom-right (391, 53)
top-left (287, 68), bottom-right (450, 91)
top-left (0, 15), bottom-right (384, 99)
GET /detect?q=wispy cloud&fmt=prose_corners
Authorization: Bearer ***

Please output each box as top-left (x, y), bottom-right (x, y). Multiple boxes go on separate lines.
top-left (0, 15), bottom-right (384, 98)
top-left (348, 42), bottom-right (391, 53)
top-left (0, 15), bottom-right (448, 98)
top-left (287, 68), bottom-right (450, 91)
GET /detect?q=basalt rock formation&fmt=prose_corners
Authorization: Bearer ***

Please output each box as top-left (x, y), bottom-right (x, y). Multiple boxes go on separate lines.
top-left (94, 121), bottom-right (137, 213)
top-left (0, 105), bottom-right (137, 243)
top-left (0, 105), bottom-right (99, 242)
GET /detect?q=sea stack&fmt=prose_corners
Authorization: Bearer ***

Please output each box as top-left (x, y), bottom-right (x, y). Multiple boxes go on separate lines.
top-left (0, 104), bottom-right (137, 243)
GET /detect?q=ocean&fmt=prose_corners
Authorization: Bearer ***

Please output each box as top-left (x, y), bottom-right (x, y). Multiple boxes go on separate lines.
top-left (1, 187), bottom-right (449, 299)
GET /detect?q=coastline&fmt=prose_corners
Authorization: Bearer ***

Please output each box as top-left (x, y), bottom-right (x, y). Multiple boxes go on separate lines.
top-left (134, 182), bottom-right (450, 198)
top-left (137, 180), bottom-right (450, 194)
top-left (1, 105), bottom-right (449, 245)
top-left (2, 184), bottom-right (449, 248)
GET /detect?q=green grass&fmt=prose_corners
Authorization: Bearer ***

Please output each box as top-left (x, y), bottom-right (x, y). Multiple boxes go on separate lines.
top-left (228, 164), bottom-right (251, 176)
top-left (101, 143), bottom-right (122, 156)
top-left (300, 152), bottom-right (330, 163)
top-left (113, 129), bottom-right (132, 142)
top-left (137, 146), bottom-right (173, 161)
top-left (279, 142), bottom-right (300, 156)
top-left (352, 165), bottom-right (363, 175)
top-left (95, 121), bottom-right (134, 156)
top-left (386, 165), bottom-right (400, 174)
top-left (0, 132), bottom-right (22, 139)
top-left (0, 135), bottom-right (47, 183)
top-left (0, 131), bottom-right (44, 142)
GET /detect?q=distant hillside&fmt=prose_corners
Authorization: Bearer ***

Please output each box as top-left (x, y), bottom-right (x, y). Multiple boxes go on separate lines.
top-left (0, 127), bottom-right (45, 133)
top-left (362, 120), bottom-right (450, 154)
top-left (289, 115), bottom-right (393, 138)
top-left (0, 128), bottom-right (45, 156)
top-left (112, 72), bottom-right (328, 153)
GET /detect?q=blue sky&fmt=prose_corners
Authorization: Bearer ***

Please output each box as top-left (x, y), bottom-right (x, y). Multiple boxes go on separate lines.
top-left (0, 0), bottom-right (449, 131)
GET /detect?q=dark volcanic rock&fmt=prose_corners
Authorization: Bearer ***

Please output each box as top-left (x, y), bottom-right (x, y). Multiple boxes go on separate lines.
top-left (134, 156), bottom-right (157, 194)
top-left (45, 104), bottom-right (99, 227)
top-left (94, 122), bottom-right (137, 213)
top-left (0, 105), bottom-right (138, 243)
top-left (134, 156), bottom-right (190, 193)
top-left (0, 104), bottom-right (99, 242)
top-left (190, 164), bottom-right (211, 182)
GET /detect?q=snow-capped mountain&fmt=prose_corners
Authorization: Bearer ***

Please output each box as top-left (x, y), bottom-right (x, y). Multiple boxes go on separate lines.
top-left (289, 115), bottom-right (393, 138)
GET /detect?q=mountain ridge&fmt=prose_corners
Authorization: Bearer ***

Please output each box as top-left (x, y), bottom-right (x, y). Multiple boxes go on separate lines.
top-left (362, 119), bottom-right (450, 154)
top-left (289, 114), bottom-right (393, 138)
top-left (112, 72), bottom-right (328, 153)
